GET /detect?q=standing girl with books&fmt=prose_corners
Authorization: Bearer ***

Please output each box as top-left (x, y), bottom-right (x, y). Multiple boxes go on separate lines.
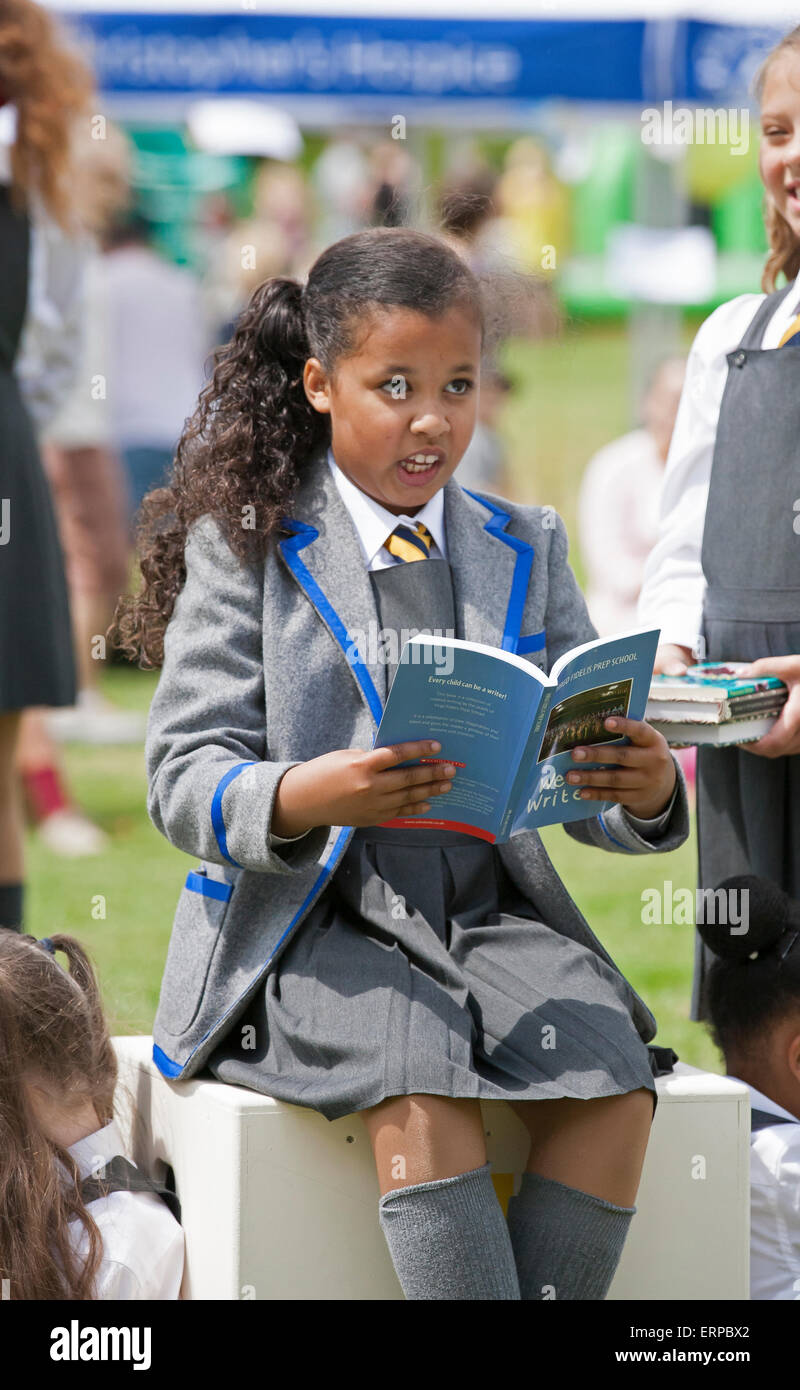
top-left (114, 225), bottom-right (689, 1300)
top-left (639, 24), bottom-right (800, 1022)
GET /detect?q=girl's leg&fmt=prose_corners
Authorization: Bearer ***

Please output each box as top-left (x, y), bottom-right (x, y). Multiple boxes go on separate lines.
top-left (359, 1093), bottom-right (520, 1300)
top-left (504, 1090), bottom-right (654, 1300)
top-left (509, 1088), bottom-right (654, 1207)
top-left (0, 712), bottom-right (25, 930)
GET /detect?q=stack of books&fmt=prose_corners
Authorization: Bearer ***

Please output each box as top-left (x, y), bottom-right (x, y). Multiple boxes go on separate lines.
top-left (646, 663), bottom-right (788, 747)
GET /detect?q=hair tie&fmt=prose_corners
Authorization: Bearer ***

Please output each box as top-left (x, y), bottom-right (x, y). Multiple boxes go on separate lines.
top-left (37, 937), bottom-right (57, 955)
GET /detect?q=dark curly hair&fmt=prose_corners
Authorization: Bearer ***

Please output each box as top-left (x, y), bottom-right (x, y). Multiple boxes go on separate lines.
top-left (698, 876), bottom-right (800, 1075)
top-left (110, 226), bottom-right (486, 668)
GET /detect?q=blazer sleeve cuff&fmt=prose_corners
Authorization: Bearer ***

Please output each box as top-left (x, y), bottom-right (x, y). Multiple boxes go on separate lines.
top-left (217, 760), bottom-right (332, 874)
top-left (563, 755), bottom-right (689, 854)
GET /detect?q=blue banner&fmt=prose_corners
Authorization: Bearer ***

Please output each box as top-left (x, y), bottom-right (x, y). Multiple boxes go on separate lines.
top-left (65, 13), bottom-right (656, 103)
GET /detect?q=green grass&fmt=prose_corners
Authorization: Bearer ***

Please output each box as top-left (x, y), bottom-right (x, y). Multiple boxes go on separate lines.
top-left (22, 322), bottom-right (724, 1077)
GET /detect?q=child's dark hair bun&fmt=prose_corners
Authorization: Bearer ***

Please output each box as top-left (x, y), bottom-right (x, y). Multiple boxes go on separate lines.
top-left (696, 874), bottom-right (799, 962)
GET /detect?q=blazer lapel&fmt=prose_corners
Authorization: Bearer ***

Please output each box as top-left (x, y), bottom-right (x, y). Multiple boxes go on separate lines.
top-left (443, 478), bottom-right (526, 652)
top-left (278, 449), bottom-right (530, 728)
top-left (278, 445), bottom-right (388, 721)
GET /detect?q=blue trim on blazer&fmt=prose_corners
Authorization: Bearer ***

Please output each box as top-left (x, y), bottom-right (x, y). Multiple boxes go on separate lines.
top-left (279, 520), bottom-right (384, 725)
top-left (460, 489), bottom-right (535, 653)
top-left (597, 809), bottom-right (633, 852)
top-left (211, 762), bottom-right (255, 867)
top-left (185, 871), bottom-right (233, 903)
top-left (153, 1043), bottom-right (184, 1078)
top-left (153, 495), bottom-right (543, 1079)
top-left (152, 824), bottom-right (354, 1079)
top-left (517, 629), bottom-right (546, 655)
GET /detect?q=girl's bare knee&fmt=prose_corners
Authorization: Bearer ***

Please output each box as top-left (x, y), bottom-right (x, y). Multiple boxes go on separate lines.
top-left (359, 1093), bottom-right (487, 1194)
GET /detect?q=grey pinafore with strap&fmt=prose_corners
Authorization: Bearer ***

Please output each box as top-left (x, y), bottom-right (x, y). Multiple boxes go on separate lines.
top-left (692, 281), bottom-right (800, 1021)
top-left (206, 557), bottom-right (674, 1120)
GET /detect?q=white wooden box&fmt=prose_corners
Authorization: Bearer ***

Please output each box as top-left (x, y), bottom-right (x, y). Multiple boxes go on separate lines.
top-left (112, 1037), bottom-right (750, 1300)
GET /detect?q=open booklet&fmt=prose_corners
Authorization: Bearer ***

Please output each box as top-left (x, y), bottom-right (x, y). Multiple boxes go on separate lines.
top-left (372, 627), bottom-right (661, 843)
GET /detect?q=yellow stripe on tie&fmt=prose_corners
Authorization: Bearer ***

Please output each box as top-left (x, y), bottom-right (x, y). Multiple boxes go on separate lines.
top-left (384, 521), bottom-right (434, 563)
top-left (777, 311), bottom-right (800, 347)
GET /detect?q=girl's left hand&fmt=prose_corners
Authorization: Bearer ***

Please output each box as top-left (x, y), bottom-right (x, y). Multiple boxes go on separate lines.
top-left (737, 656), bottom-right (800, 758)
top-left (566, 717), bottom-right (677, 820)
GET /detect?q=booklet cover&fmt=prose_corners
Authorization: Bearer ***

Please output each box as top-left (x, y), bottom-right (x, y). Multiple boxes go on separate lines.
top-left (371, 627), bottom-right (661, 843)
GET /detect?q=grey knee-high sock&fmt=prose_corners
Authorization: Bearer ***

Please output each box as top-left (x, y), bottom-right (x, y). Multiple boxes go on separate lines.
top-left (378, 1161), bottom-right (521, 1301)
top-left (506, 1170), bottom-right (635, 1300)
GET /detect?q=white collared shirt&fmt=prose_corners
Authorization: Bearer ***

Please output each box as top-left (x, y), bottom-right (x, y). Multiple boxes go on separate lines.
top-left (63, 1118), bottom-right (184, 1300)
top-left (724, 1077), bottom-right (800, 1301)
top-left (271, 446), bottom-right (675, 842)
top-left (637, 268), bottom-right (800, 649)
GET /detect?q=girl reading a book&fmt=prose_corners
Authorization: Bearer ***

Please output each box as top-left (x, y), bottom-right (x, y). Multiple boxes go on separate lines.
top-left (639, 23), bottom-right (800, 1021)
top-left (696, 875), bottom-right (800, 1300)
top-left (113, 226), bottom-right (689, 1300)
top-left (0, 931), bottom-right (184, 1299)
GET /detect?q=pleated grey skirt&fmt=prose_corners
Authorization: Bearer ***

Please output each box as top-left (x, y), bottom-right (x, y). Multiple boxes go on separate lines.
top-left (206, 825), bottom-right (663, 1122)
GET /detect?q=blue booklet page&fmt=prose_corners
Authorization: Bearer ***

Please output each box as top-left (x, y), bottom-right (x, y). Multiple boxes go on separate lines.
top-left (372, 628), bottom-right (660, 843)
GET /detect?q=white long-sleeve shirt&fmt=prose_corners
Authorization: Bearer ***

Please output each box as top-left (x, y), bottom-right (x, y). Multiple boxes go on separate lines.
top-left (64, 1118), bottom-right (184, 1300)
top-left (637, 268), bottom-right (800, 650)
top-left (724, 1078), bottom-right (800, 1301)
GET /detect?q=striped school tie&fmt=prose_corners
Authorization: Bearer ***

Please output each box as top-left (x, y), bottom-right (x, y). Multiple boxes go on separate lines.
top-left (384, 521), bottom-right (434, 562)
top-left (777, 302), bottom-right (800, 347)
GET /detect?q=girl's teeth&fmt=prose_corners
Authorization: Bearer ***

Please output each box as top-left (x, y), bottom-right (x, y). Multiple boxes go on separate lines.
top-left (401, 455), bottom-right (438, 471)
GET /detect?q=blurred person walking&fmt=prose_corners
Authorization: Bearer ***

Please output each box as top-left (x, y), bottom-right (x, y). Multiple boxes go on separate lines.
top-left (39, 119), bottom-right (145, 759)
top-left (99, 210), bottom-right (211, 524)
top-left (579, 358), bottom-right (686, 637)
top-left (578, 357), bottom-right (695, 797)
top-left (0, 0), bottom-right (95, 927)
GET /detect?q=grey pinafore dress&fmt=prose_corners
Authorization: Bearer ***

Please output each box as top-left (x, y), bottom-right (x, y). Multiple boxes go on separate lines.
top-left (0, 183), bottom-right (76, 712)
top-left (206, 559), bottom-right (667, 1120)
top-left (691, 282), bottom-right (800, 1021)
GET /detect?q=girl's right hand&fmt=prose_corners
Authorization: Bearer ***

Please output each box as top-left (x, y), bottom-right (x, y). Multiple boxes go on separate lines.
top-left (272, 740), bottom-right (457, 836)
top-left (653, 643), bottom-right (693, 676)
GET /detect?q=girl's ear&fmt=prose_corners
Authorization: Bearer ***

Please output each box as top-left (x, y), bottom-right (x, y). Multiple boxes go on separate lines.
top-left (303, 357), bottom-right (332, 415)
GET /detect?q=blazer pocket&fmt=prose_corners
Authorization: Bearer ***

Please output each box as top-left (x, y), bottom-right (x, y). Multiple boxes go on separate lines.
top-left (159, 863), bottom-right (237, 1035)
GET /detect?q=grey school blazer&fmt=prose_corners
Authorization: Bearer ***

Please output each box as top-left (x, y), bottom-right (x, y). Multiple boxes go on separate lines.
top-left (146, 441), bottom-right (690, 1080)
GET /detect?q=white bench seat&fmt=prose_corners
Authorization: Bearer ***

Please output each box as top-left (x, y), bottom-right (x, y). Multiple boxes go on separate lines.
top-left (112, 1036), bottom-right (750, 1300)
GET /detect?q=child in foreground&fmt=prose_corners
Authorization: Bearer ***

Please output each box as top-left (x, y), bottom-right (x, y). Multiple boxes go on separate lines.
top-left (698, 875), bottom-right (800, 1300)
top-left (0, 930), bottom-right (183, 1299)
